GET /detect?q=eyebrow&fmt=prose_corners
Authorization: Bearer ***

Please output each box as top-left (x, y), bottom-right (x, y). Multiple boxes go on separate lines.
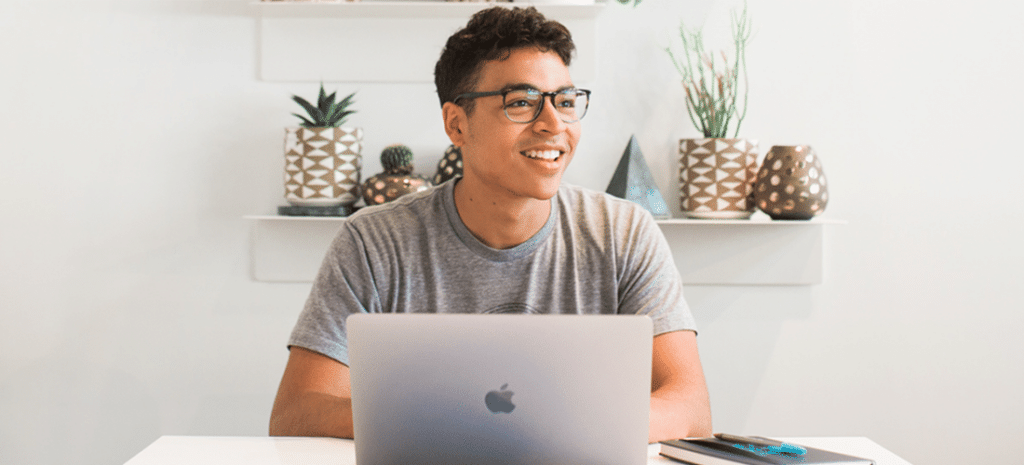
top-left (500, 83), bottom-right (577, 93)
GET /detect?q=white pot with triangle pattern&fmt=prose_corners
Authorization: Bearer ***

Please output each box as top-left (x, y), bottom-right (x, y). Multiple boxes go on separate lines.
top-left (678, 138), bottom-right (759, 219)
top-left (284, 126), bottom-right (363, 207)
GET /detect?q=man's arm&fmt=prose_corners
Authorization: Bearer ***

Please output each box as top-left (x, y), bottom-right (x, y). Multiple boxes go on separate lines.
top-left (648, 329), bottom-right (712, 443)
top-left (269, 346), bottom-right (354, 438)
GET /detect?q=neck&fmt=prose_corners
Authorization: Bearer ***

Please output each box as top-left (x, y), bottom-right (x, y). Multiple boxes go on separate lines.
top-left (453, 177), bottom-right (552, 250)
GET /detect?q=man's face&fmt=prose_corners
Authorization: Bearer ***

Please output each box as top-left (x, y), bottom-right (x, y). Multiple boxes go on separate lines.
top-left (450, 47), bottom-right (582, 202)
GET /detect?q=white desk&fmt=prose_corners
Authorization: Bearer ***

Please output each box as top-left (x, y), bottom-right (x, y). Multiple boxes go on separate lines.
top-left (125, 436), bottom-right (912, 465)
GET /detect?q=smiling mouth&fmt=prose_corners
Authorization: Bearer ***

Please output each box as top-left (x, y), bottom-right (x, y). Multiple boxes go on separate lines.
top-left (521, 149), bottom-right (563, 161)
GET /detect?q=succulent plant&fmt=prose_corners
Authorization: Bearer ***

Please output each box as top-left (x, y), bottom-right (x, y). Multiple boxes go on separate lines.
top-left (291, 83), bottom-right (356, 128)
top-left (380, 144), bottom-right (415, 175)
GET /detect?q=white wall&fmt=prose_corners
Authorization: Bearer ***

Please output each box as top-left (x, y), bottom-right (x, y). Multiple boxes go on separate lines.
top-left (1, 1), bottom-right (1022, 464)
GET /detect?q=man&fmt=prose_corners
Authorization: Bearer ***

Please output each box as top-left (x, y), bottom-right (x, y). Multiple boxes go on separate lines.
top-left (270, 6), bottom-right (712, 443)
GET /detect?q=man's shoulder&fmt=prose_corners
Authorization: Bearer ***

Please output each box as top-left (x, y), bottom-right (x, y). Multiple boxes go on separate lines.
top-left (344, 183), bottom-right (448, 232)
top-left (557, 183), bottom-right (653, 222)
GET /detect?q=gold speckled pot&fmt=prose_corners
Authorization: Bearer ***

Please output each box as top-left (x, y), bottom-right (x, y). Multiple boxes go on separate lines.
top-left (361, 172), bottom-right (432, 206)
top-left (754, 145), bottom-right (829, 220)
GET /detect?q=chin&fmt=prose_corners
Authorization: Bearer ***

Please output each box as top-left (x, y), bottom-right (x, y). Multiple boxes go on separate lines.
top-left (521, 183), bottom-right (562, 201)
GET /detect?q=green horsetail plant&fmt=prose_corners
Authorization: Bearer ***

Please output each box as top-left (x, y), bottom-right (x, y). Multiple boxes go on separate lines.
top-left (666, 3), bottom-right (752, 138)
top-left (292, 83), bottom-right (357, 128)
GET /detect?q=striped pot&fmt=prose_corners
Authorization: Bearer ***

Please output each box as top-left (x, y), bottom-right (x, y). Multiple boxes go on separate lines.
top-left (678, 138), bottom-right (759, 219)
top-left (283, 127), bottom-right (363, 207)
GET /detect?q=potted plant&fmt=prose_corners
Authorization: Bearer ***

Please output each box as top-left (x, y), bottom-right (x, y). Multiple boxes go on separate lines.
top-left (668, 3), bottom-right (756, 219)
top-left (282, 83), bottom-right (362, 211)
top-left (361, 144), bottom-right (432, 206)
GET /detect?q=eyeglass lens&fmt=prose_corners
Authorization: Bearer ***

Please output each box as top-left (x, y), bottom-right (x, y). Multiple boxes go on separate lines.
top-left (503, 89), bottom-right (589, 123)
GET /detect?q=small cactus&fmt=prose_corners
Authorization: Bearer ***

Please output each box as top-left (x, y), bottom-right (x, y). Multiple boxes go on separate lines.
top-left (381, 144), bottom-right (414, 174)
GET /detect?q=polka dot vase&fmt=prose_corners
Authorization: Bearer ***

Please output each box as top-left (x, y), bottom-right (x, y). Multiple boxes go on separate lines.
top-left (433, 144), bottom-right (463, 185)
top-left (754, 145), bottom-right (829, 220)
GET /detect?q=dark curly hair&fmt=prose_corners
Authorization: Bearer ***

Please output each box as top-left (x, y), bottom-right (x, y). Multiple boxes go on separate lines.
top-left (434, 6), bottom-right (575, 111)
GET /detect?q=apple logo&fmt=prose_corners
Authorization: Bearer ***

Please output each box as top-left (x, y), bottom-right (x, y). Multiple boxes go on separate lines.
top-left (484, 383), bottom-right (516, 414)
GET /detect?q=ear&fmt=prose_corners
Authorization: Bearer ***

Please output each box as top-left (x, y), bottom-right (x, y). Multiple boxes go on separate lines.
top-left (442, 102), bottom-right (468, 147)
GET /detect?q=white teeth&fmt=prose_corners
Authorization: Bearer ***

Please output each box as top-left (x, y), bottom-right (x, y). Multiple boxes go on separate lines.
top-left (523, 150), bottom-right (561, 160)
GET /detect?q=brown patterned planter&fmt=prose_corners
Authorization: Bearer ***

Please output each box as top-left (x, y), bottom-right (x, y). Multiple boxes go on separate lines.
top-left (678, 138), bottom-right (759, 219)
top-left (432, 144), bottom-right (463, 185)
top-left (754, 145), bottom-right (829, 220)
top-left (283, 127), bottom-right (362, 207)
top-left (361, 173), bottom-right (432, 206)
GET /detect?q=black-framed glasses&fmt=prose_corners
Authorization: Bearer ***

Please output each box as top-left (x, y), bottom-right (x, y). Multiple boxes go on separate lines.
top-left (453, 87), bottom-right (591, 124)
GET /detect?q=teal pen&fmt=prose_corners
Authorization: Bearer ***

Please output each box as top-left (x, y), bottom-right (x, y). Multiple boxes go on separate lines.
top-left (713, 433), bottom-right (807, 455)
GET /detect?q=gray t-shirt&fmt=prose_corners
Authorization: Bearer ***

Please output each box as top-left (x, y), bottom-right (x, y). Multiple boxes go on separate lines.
top-left (288, 179), bottom-right (697, 365)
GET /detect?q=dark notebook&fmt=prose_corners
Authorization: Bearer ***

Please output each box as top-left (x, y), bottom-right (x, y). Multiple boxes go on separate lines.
top-left (659, 437), bottom-right (875, 465)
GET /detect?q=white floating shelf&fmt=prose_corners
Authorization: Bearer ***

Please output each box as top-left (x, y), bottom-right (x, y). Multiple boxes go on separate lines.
top-left (253, 1), bottom-right (604, 82)
top-left (254, 1), bottom-right (607, 19)
top-left (246, 215), bottom-right (843, 285)
top-left (655, 218), bottom-right (844, 286)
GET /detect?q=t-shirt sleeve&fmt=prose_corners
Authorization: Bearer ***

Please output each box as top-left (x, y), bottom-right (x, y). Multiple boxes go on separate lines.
top-left (287, 221), bottom-right (381, 366)
top-left (617, 209), bottom-right (698, 336)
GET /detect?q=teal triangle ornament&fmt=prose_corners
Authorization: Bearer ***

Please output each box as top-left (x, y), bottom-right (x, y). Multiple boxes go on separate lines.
top-left (606, 135), bottom-right (670, 218)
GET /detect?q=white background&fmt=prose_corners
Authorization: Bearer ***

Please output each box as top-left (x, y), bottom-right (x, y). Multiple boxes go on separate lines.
top-left (1, 1), bottom-right (1022, 464)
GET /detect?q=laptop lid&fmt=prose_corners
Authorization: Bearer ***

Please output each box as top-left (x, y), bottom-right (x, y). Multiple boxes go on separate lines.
top-left (347, 313), bottom-right (653, 465)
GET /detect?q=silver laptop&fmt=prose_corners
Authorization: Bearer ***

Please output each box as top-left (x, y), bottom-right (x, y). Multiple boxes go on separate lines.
top-left (347, 313), bottom-right (653, 465)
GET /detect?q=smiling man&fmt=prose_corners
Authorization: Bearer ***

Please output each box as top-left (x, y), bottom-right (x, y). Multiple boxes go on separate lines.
top-left (270, 6), bottom-right (712, 443)
top-left (444, 46), bottom-right (581, 250)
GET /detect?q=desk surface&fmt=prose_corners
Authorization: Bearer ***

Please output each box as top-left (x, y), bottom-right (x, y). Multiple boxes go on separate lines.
top-left (125, 436), bottom-right (912, 465)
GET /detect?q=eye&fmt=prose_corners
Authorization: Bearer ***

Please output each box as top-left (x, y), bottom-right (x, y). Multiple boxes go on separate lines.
top-left (555, 92), bottom-right (578, 108)
top-left (505, 98), bottom-right (533, 109)
top-left (504, 90), bottom-right (540, 109)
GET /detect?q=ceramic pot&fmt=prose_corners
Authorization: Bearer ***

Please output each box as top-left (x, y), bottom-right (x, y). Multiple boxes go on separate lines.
top-left (361, 144), bottom-right (432, 206)
top-left (754, 145), bottom-right (829, 220)
top-left (678, 138), bottom-right (759, 219)
top-left (283, 127), bottom-right (362, 207)
top-left (362, 172), bottom-right (431, 206)
top-left (433, 145), bottom-right (463, 185)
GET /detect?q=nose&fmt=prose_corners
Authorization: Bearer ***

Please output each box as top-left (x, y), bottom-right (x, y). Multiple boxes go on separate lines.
top-left (532, 95), bottom-right (568, 134)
